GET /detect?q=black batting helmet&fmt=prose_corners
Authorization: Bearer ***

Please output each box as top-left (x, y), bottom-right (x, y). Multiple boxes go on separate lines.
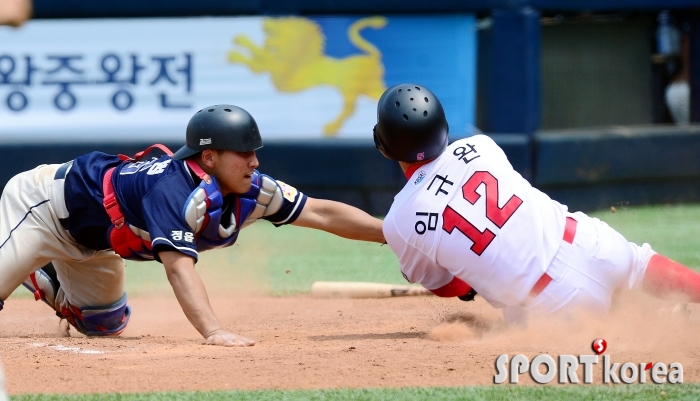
top-left (173, 105), bottom-right (263, 160)
top-left (373, 83), bottom-right (448, 162)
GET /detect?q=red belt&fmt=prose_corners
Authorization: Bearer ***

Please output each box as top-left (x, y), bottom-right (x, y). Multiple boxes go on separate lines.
top-left (529, 217), bottom-right (578, 297)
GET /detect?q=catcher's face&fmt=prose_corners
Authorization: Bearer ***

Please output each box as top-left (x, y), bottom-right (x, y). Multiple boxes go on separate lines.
top-left (207, 149), bottom-right (259, 195)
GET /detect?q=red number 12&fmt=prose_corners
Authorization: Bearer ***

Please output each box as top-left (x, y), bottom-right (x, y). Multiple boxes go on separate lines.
top-left (442, 171), bottom-right (523, 255)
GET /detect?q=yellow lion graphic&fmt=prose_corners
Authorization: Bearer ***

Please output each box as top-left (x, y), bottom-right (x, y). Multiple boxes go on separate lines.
top-left (228, 16), bottom-right (388, 136)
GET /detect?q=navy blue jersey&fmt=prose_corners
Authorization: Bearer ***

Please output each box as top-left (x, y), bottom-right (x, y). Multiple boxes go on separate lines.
top-left (62, 152), bottom-right (307, 261)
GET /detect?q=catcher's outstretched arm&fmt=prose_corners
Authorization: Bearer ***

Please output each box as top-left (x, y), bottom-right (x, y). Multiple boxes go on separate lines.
top-left (159, 250), bottom-right (255, 347)
top-left (291, 197), bottom-right (385, 243)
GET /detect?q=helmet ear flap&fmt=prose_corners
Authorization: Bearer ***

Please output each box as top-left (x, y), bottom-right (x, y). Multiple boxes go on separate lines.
top-left (373, 124), bottom-right (392, 159)
top-left (372, 124), bottom-right (381, 150)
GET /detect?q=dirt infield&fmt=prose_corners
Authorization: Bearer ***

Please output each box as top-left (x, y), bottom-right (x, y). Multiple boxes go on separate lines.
top-left (2, 292), bottom-right (700, 394)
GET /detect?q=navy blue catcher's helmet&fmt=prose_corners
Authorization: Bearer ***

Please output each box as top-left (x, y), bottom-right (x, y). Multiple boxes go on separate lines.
top-left (173, 105), bottom-right (263, 160)
top-left (373, 84), bottom-right (449, 162)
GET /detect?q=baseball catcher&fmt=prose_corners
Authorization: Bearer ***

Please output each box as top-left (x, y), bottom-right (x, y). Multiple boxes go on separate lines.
top-left (0, 105), bottom-right (385, 346)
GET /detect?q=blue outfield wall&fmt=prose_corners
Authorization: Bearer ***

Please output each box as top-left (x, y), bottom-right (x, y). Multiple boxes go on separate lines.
top-left (535, 126), bottom-right (700, 212)
top-left (0, 127), bottom-right (697, 215)
top-left (536, 126), bottom-right (700, 186)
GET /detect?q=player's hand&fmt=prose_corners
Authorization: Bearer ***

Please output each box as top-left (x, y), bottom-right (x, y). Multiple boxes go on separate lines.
top-left (205, 329), bottom-right (256, 347)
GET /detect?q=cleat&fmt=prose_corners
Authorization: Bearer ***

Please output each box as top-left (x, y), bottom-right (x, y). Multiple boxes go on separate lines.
top-left (22, 263), bottom-right (60, 309)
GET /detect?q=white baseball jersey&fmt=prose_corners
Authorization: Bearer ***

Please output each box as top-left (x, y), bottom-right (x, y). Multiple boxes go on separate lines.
top-left (383, 135), bottom-right (569, 307)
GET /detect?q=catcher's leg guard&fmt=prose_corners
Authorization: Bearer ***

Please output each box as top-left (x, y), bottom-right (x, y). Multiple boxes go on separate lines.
top-left (60, 293), bottom-right (131, 336)
top-left (22, 262), bottom-right (60, 310)
top-left (23, 263), bottom-right (131, 336)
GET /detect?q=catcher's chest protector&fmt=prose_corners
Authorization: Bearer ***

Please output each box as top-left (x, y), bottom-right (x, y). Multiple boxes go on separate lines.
top-left (186, 169), bottom-right (276, 252)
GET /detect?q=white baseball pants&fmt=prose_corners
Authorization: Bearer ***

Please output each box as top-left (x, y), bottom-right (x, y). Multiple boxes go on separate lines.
top-left (0, 164), bottom-right (124, 310)
top-left (505, 211), bottom-right (656, 322)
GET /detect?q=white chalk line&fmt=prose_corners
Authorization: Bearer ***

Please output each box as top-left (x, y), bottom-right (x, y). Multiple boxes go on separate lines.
top-left (28, 342), bottom-right (104, 354)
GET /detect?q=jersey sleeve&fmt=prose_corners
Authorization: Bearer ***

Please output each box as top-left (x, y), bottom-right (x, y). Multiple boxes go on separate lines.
top-left (383, 218), bottom-right (454, 290)
top-left (260, 178), bottom-right (307, 226)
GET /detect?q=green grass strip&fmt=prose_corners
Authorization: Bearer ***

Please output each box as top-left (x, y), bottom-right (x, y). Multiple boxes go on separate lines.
top-left (11, 384), bottom-right (700, 401)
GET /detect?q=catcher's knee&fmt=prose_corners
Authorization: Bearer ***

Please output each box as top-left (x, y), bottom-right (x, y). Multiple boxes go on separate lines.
top-left (60, 293), bottom-right (131, 336)
top-left (22, 263), bottom-right (131, 336)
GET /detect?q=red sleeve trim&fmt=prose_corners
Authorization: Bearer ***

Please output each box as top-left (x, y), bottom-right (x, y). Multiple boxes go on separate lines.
top-left (429, 276), bottom-right (473, 298)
